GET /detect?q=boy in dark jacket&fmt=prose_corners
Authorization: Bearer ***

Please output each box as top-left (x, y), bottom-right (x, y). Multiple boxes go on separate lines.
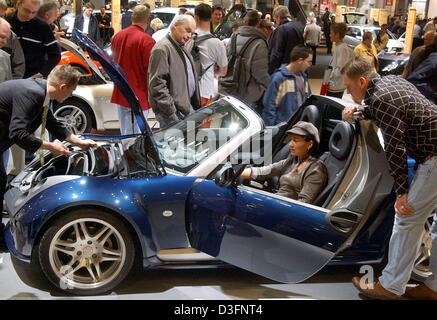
top-left (262, 45), bottom-right (312, 126)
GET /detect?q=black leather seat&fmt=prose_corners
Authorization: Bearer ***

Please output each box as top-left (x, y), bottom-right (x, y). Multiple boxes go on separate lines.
top-left (313, 121), bottom-right (355, 207)
top-left (300, 104), bottom-right (321, 130)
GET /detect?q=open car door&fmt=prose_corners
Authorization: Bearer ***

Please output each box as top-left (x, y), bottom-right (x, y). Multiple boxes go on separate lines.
top-left (186, 120), bottom-right (393, 283)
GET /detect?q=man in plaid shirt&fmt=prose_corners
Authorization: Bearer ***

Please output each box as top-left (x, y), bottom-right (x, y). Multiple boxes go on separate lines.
top-left (342, 58), bottom-right (437, 300)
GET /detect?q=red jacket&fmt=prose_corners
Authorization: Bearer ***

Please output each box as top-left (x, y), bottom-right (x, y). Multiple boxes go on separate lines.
top-left (110, 24), bottom-right (155, 110)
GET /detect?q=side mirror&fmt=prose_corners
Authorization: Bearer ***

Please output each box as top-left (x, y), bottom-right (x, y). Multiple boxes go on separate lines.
top-left (214, 163), bottom-right (247, 188)
top-left (214, 164), bottom-right (235, 187)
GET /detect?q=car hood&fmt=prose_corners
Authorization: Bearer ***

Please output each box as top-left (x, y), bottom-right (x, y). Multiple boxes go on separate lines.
top-left (60, 37), bottom-right (106, 81)
top-left (73, 29), bottom-right (165, 172)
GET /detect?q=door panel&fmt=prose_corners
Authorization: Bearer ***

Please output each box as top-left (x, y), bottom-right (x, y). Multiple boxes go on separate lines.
top-left (187, 179), bottom-right (348, 283)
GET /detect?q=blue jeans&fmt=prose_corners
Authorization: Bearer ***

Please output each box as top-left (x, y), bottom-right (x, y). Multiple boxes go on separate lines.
top-left (379, 156), bottom-right (437, 295)
top-left (117, 105), bottom-right (149, 135)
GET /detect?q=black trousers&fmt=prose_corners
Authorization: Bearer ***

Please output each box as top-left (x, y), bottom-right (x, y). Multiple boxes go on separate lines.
top-left (307, 44), bottom-right (317, 65)
top-left (324, 29), bottom-right (332, 54)
top-left (0, 157), bottom-right (6, 242)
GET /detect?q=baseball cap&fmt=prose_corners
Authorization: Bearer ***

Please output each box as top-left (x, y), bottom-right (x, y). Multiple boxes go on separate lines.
top-left (286, 121), bottom-right (320, 144)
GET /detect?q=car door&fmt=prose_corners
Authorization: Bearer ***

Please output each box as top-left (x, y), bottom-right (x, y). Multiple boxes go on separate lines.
top-left (186, 168), bottom-right (385, 283)
top-left (185, 119), bottom-right (393, 283)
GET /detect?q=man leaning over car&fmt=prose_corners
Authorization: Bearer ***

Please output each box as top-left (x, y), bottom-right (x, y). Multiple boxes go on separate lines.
top-left (0, 65), bottom-right (98, 249)
top-left (342, 57), bottom-right (437, 300)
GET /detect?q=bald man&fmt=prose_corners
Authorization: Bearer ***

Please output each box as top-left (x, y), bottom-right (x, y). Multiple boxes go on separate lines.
top-left (148, 14), bottom-right (200, 127)
top-left (403, 31), bottom-right (437, 78)
top-left (0, 17), bottom-right (11, 82)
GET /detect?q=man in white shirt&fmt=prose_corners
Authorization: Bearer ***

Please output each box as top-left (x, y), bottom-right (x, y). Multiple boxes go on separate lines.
top-left (72, 2), bottom-right (99, 45)
top-left (193, 3), bottom-right (228, 106)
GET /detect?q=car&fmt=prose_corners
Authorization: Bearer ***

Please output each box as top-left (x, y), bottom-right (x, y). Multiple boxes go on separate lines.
top-left (3, 31), bottom-right (432, 296)
top-left (150, 7), bottom-right (180, 43)
top-left (59, 38), bottom-right (104, 75)
top-left (54, 37), bottom-right (157, 135)
top-left (53, 37), bottom-right (119, 134)
top-left (344, 25), bottom-right (409, 75)
top-left (344, 25), bottom-right (404, 52)
top-left (342, 12), bottom-right (368, 25)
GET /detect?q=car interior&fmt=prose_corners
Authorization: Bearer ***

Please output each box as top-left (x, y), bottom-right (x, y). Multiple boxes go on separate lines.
top-left (244, 100), bottom-right (356, 209)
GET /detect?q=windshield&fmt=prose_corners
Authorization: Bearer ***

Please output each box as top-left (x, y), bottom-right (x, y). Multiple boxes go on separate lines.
top-left (151, 12), bottom-right (176, 28)
top-left (153, 99), bottom-right (249, 174)
top-left (343, 13), bottom-right (367, 25)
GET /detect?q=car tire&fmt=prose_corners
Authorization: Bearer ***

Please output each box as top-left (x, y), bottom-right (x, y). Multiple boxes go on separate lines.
top-left (37, 209), bottom-right (135, 296)
top-left (53, 99), bottom-right (94, 134)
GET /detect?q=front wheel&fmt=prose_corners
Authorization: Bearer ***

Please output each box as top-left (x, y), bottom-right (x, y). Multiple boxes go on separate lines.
top-left (53, 99), bottom-right (94, 134)
top-left (37, 209), bottom-right (135, 295)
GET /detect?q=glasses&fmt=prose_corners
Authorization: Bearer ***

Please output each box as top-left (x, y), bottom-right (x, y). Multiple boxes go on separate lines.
top-left (304, 59), bottom-right (313, 65)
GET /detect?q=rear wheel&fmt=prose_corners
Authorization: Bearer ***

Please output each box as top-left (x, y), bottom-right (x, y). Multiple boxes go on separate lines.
top-left (37, 209), bottom-right (135, 295)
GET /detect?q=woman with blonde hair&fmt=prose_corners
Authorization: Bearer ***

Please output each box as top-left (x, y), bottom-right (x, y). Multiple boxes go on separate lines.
top-left (150, 17), bottom-right (164, 32)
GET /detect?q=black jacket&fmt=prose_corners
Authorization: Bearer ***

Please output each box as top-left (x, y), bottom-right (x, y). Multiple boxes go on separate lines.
top-left (6, 14), bottom-right (61, 78)
top-left (121, 10), bottom-right (133, 29)
top-left (407, 52), bottom-right (437, 103)
top-left (72, 14), bottom-right (100, 45)
top-left (0, 78), bottom-right (70, 153)
top-left (268, 20), bottom-right (304, 74)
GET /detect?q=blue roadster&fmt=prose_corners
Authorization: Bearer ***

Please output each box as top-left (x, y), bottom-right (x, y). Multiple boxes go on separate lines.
top-left (3, 31), bottom-right (432, 295)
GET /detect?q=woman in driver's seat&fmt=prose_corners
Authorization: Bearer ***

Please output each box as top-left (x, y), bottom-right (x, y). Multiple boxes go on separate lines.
top-left (240, 121), bottom-right (328, 204)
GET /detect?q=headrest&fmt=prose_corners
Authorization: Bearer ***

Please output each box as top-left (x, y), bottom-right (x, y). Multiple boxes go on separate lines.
top-left (329, 121), bottom-right (354, 160)
top-left (300, 105), bottom-right (321, 129)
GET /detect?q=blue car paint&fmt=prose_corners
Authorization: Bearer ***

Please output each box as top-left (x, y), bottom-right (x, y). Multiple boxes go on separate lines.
top-left (187, 179), bottom-right (350, 283)
top-left (9, 174), bottom-right (198, 262)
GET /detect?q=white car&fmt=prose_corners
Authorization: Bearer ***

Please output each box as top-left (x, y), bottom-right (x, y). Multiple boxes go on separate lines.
top-left (56, 38), bottom-right (157, 134)
top-left (150, 7), bottom-right (180, 42)
top-left (344, 25), bottom-right (405, 52)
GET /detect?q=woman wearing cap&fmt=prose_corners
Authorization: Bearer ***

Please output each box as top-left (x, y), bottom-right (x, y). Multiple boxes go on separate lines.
top-left (240, 121), bottom-right (328, 204)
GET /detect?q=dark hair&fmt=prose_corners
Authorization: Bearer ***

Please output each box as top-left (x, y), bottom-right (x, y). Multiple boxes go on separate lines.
top-left (195, 3), bottom-right (211, 22)
top-left (290, 44), bottom-right (312, 62)
top-left (84, 2), bottom-right (95, 10)
top-left (331, 22), bottom-right (347, 39)
top-left (212, 5), bottom-right (223, 14)
top-left (243, 11), bottom-right (260, 27)
top-left (128, 1), bottom-right (137, 9)
top-left (341, 57), bottom-right (378, 79)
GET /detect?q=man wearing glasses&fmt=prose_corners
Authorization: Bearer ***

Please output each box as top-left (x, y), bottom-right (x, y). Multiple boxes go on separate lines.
top-left (262, 45), bottom-right (313, 126)
top-left (6, 0), bottom-right (61, 78)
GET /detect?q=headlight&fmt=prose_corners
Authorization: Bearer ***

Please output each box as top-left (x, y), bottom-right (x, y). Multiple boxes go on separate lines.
top-left (382, 62), bottom-right (400, 73)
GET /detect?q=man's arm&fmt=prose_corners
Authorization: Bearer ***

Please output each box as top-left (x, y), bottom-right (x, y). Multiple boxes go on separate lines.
top-left (9, 94), bottom-right (45, 153)
top-left (148, 47), bottom-right (177, 117)
top-left (40, 23), bottom-right (61, 77)
top-left (9, 34), bottom-right (25, 79)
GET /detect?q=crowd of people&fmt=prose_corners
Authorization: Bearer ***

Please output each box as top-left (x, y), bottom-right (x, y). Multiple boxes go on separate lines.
top-left (0, 0), bottom-right (436, 300)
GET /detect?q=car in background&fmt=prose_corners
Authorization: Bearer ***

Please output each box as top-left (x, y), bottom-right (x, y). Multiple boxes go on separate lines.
top-left (3, 30), bottom-right (431, 296)
top-left (59, 38), bottom-right (104, 75)
top-left (342, 12), bottom-right (368, 25)
top-left (344, 25), bottom-right (409, 75)
top-left (55, 36), bottom-right (157, 134)
top-left (150, 7), bottom-right (180, 42)
top-left (344, 25), bottom-right (404, 52)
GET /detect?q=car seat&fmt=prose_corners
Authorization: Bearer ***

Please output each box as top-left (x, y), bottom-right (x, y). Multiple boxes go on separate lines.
top-left (313, 121), bottom-right (355, 207)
